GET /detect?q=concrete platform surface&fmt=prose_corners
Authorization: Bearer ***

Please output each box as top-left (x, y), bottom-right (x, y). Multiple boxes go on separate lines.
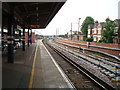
top-left (2, 40), bottom-right (74, 89)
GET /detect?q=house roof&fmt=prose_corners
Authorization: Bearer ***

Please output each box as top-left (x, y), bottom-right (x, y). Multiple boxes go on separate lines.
top-left (114, 19), bottom-right (120, 26)
top-left (88, 24), bottom-right (94, 29)
top-left (99, 22), bottom-right (105, 27)
top-left (88, 22), bottom-right (105, 29)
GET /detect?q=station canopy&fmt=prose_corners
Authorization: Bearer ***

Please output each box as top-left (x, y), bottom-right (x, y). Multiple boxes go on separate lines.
top-left (2, 1), bottom-right (66, 29)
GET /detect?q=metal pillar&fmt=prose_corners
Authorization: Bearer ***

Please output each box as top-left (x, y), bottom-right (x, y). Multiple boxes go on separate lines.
top-left (13, 25), bottom-right (15, 49)
top-left (1, 25), bottom-right (3, 49)
top-left (78, 18), bottom-right (81, 41)
top-left (71, 23), bottom-right (72, 40)
top-left (22, 27), bottom-right (25, 51)
top-left (28, 28), bottom-right (30, 47)
top-left (30, 29), bottom-right (32, 44)
top-left (7, 14), bottom-right (14, 63)
top-left (19, 30), bottom-right (21, 42)
top-left (1, 25), bottom-right (3, 37)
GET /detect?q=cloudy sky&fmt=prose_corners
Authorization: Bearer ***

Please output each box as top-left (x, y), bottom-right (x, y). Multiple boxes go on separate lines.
top-left (34, 0), bottom-right (120, 35)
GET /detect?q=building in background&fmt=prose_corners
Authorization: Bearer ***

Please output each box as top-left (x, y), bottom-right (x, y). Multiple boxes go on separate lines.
top-left (114, 19), bottom-right (120, 44)
top-left (35, 34), bottom-right (44, 39)
top-left (67, 30), bottom-right (86, 41)
top-left (87, 19), bottom-right (120, 43)
top-left (118, 1), bottom-right (120, 44)
top-left (87, 21), bottom-right (105, 42)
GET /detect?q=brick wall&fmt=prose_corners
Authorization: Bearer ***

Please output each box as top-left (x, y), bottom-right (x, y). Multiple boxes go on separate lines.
top-left (55, 39), bottom-right (120, 58)
top-left (90, 42), bottom-right (119, 48)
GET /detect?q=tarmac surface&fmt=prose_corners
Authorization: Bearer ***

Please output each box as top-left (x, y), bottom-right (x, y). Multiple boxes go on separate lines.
top-left (2, 40), bottom-right (73, 89)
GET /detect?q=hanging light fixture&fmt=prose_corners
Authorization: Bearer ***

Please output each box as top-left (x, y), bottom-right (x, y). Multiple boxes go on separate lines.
top-left (36, 7), bottom-right (38, 11)
top-left (37, 13), bottom-right (38, 17)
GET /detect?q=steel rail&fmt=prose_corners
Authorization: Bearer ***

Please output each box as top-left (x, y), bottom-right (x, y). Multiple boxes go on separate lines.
top-left (45, 40), bottom-right (116, 90)
top-left (51, 41), bottom-right (120, 76)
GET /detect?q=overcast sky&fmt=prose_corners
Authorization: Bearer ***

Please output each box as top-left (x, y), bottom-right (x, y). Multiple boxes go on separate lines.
top-left (34, 0), bottom-right (120, 35)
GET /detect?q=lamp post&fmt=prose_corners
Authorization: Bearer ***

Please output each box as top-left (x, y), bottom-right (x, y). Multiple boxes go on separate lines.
top-left (70, 18), bottom-right (81, 40)
top-left (78, 18), bottom-right (81, 41)
top-left (71, 23), bottom-right (72, 40)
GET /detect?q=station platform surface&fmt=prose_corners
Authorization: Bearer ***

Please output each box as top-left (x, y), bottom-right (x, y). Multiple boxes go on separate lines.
top-left (2, 40), bottom-right (74, 89)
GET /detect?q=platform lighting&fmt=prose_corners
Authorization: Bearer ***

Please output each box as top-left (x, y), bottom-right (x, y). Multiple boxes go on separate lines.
top-left (37, 13), bottom-right (38, 17)
top-left (36, 7), bottom-right (39, 11)
top-left (70, 22), bottom-right (78, 40)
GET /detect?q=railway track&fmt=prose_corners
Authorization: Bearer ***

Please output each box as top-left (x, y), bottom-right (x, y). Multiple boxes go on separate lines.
top-left (43, 39), bottom-right (117, 90)
top-left (55, 39), bottom-right (120, 62)
top-left (55, 39), bottom-right (120, 61)
top-left (53, 40), bottom-right (120, 79)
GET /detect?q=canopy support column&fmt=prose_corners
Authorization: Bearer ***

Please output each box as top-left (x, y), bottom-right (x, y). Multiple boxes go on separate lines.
top-left (22, 27), bottom-right (25, 51)
top-left (7, 14), bottom-right (14, 63)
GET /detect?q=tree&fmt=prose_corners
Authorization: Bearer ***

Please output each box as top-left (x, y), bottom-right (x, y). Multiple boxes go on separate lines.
top-left (102, 19), bottom-right (116, 43)
top-left (58, 35), bottom-right (65, 38)
top-left (85, 38), bottom-right (93, 42)
top-left (81, 16), bottom-right (94, 37)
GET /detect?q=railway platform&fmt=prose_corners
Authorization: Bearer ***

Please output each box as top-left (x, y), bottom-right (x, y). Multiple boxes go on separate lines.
top-left (2, 40), bottom-right (74, 89)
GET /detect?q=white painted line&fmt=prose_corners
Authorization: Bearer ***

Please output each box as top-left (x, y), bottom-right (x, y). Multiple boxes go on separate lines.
top-left (42, 41), bottom-right (76, 89)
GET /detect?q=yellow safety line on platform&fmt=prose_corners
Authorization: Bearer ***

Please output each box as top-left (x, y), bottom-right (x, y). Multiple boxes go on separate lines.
top-left (29, 41), bottom-right (39, 89)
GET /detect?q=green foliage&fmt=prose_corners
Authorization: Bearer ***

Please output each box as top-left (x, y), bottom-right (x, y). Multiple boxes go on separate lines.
top-left (64, 34), bottom-right (68, 38)
top-left (85, 38), bottom-right (93, 42)
top-left (102, 20), bottom-right (116, 43)
top-left (98, 40), bottom-right (102, 43)
top-left (58, 35), bottom-right (66, 38)
top-left (81, 16), bottom-right (94, 37)
top-left (94, 41), bottom-right (97, 43)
